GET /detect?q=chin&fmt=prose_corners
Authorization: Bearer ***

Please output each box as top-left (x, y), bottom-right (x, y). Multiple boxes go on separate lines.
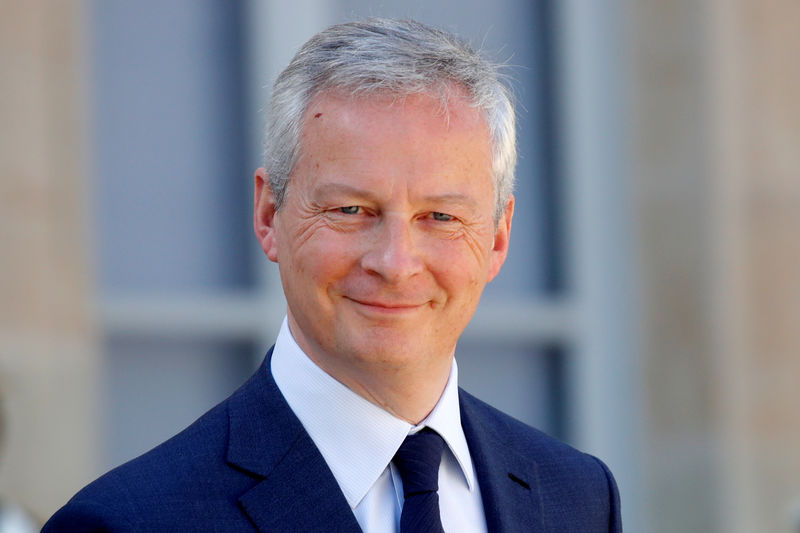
top-left (342, 342), bottom-right (414, 366)
top-left (340, 336), bottom-right (450, 371)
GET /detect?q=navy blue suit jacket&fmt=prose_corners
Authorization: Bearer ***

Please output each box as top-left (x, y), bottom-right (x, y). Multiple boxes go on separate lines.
top-left (44, 350), bottom-right (621, 532)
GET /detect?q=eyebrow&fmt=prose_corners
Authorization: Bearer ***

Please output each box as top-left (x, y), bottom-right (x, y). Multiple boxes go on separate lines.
top-left (314, 182), bottom-right (480, 209)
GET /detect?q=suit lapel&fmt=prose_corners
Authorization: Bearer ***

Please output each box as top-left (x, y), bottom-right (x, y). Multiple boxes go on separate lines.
top-left (226, 349), bottom-right (361, 532)
top-left (223, 351), bottom-right (545, 532)
top-left (460, 390), bottom-right (545, 533)
top-left (236, 435), bottom-right (361, 532)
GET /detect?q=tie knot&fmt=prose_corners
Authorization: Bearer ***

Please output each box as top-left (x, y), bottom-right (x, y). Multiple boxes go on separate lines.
top-left (393, 428), bottom-right (445, 497)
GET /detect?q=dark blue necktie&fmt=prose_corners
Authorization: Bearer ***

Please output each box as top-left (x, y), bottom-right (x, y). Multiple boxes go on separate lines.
top-left (393, 428), bottom-right (446, 533)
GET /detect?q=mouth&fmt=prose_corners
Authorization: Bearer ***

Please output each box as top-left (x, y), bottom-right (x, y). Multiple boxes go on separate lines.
top-left (344, 297), bottom-right (428, 314)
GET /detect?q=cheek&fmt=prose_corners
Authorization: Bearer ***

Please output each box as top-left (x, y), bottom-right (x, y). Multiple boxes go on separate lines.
top-left (429, 241), bottom-right (490, 291)
top-left (290, 234), bottom-right (359, 287)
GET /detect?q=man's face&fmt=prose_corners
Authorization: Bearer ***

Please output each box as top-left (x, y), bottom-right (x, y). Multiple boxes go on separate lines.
top-left (254, 89), bottom-right (513, 382)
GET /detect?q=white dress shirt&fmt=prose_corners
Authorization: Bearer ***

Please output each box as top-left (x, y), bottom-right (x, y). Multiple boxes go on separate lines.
top-left (271, 317), bottom-right (487, 533)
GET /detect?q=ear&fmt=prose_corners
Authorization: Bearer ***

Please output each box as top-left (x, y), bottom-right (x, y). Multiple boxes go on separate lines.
top-left (253, 167), bottom-right (280, 263)
top-left (487, 195), bottom-right (514, 282)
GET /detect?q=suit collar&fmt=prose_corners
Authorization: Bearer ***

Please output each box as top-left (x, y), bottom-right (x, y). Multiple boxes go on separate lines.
top-left (224, 349), bottom-right (544, 532)
top-left (460, 389), bottom-right (545, 533)
top-left (273, 319), bottom-right (478, 503)
top-left (226, 349), bottom-right (361, 532)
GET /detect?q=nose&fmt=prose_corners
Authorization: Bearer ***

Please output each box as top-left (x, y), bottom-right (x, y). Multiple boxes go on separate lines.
top-left (360, 216), bottom-right (424, 283)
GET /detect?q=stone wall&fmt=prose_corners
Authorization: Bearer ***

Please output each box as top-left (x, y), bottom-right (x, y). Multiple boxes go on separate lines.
top-left (633, 0), bottom-right (800, 531)
top-left (0, 0), bottom-right (99, 523)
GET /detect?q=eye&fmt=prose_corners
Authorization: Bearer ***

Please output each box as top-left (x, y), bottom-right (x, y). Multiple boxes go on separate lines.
top-left (339, 206), bottom-right (361, 215)
top-left (431, 212), bottom-right (454, 222)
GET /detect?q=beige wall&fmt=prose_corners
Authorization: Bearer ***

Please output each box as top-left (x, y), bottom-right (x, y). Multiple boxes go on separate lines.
top-left (633, 0), bottom-right (800, 531)
top-left (712, 1), bottom-right (800, 531)
top-left (630, 1), bottom-right (720, 530)
top-left (0, 0), bottom-right (99, 523)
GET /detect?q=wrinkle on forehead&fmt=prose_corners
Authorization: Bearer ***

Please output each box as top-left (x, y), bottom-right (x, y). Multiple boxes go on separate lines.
top-left (297, 91), bottom-right (491, 176)
top-left (301, 85), bottom-right (488, 143)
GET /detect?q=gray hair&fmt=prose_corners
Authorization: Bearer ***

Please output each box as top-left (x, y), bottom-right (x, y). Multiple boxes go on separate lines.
top-left (265, 18), bottom-right (517, 220)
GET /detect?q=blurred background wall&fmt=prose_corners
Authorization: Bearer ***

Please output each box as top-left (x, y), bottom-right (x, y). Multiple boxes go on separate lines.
top-left (1, 0), bottom-right (798, 531)
top-left (0, 0), bottom-right (100, 522)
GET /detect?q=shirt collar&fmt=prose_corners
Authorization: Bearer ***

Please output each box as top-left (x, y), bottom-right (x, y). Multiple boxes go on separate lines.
top-left (270, 317), bottom-right (476, 509)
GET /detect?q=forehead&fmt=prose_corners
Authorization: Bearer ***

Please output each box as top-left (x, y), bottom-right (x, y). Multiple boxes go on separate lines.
top-left (305, 89), bottom-right (486, 160)
top-left (292, 93), bottom-right (494, 216)
top-left (301, 86), bottom-right (487, 139)
top-left (285, 88), bottom-right (495, 212)
top-left (297, 89), bottom-right (491, 170)
top-left (288, 89), bottom-right (496, 218)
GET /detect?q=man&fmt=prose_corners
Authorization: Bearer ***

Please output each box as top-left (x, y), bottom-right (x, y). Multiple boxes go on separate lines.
top-left (45, 19), bottom-right (621, 532)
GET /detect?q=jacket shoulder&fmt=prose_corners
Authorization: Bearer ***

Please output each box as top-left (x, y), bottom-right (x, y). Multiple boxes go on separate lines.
top-left (43, 374), bottom-right (264, 532)
top-left (460, 387), bottom-right (606, 469)
top-left (459, 388), bottom-right (622, 531)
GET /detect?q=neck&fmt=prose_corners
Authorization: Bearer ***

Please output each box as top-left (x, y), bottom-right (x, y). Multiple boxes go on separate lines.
top-left (325, 360), bottom-right (453, 424)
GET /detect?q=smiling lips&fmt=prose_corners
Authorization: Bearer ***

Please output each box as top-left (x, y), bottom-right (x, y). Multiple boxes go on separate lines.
top-left (345, 296), bottom-right (429, 313)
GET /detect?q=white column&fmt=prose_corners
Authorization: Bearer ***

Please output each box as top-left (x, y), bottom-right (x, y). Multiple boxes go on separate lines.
top-left (557, 1), bottom-right (643, 531)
